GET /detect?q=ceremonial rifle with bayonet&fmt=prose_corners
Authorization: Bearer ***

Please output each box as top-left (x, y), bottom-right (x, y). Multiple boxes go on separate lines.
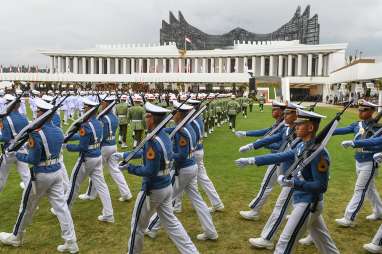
top-left (4, 94), bottom-right (70, 194)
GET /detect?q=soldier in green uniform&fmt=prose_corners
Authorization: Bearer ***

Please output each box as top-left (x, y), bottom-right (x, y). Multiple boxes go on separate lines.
top-left (115, 95), bottom-right (129, 148)
top-left (215, 98), bottom-right (223, 127)
top-left (242, 96), bottom-right (249, 118)
top-left (128, 96), bottom-right (146, 148)
top-left (248, 96), bottom-right (254, 112)
top-left (258, 93), bottom-right (265, 112)
top-left (209, 96), bottom-right (216, 133)
top-left (227, 95), bottom-right (240, 132)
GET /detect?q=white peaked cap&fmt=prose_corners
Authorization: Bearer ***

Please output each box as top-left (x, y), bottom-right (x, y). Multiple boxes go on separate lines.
top-left (42, 95), bottom-right (54, 102)
top-left (272, 101), bottom-right (286, 108)
top-left (188, 99), bottom-right (201, 104)
top-left (31, 89), bottom-right (40, 95)
top-left (295, 108), bottom-right (326, 123)
top-left (173, 100), bottom-right (193, 111)
top-left (82, 97), bottom-right (99, 107)
top-left (144, 102), bottom-right (170, 114)
top-left (4, 94), bottom-right (16, 101)
top-left (285, 101), bottom-right (305, 110)
top-left (35, 98), bottom-right (53, 110)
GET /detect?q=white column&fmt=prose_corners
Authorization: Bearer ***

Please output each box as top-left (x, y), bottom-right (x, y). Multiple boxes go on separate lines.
top-left (49, 56), bottom-right (54, 73)
top-left (235, 57), bottom-right (239, 73)
top-left (281, 78), bottom-right (290, 101)
top-left (90, 57), bottom-right (95, 74)
top-left (318, 53), bottom-right (323, 76)
top-left (154, 58), bottom-right (159, 73)
top-left (106, 58), bottom-right (111, 74)
top-left (202, 58), bottom-right (207, 73)
top-left (297, 54), bottom-right (302, 76)
top-left (260, 56), bottom-right (265, 76)
top-left (115, 58), bottom-right (119, 74)
top-left (227, 58), bottom-right (231, 73)
top-left (131, 58), bottom-right (135, 73)
top-left (269, 56), bottom-right (274, 76)
top-left (278, 55), bottom-right (283, 77)
top-left (82, 57), bottom-right (86, 74)
top-left (218, 58), bottom-right (222, 73)
top-left (98, 58), bottom-right (103, 74)
top-left (162, 58), bottom-right (166, 73)
top-left (170, 59), bottom-right (174, 73)
top-left (73, 57), bottom-right (78, 74)
top-left (251, 56), bottom-right (256, 73)
top-left (287, 55), bottom-right (293, 76)
top-left (65, 56), bottom-right (70, 73)
top-left (178, 58), bottom-right (182, 72)
top-left (186, 58), bottom-right (190, 73)
top-left (57, 56), bottom-right (62, 73)
top-left (210, 58), bottom-right (214, 73)
top-left (138, 59), bottom-right (143, 73)
top-left (123, 58), bottom-right (127, 74)
top-left (243, 57), bottom-right (248, 72)
top-left (307, 54), bottom-right (313, 76)
top-left (194, 58), bottom-right (198, 73)
top-left (146, 58), bottom-right (151, 73)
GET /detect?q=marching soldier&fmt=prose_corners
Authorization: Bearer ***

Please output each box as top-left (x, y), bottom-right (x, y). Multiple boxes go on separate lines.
top-left (129, 96), bottom-right (146, 148)
top-left (242, 96), bottom-right (249, 118)
top-left (0, 94), bottom-right (30, 191)
top-left (258, 93), bottom-right (265, 112)
top-left (249, 96), bottom-right (254, 112)
top-left (145, 101), bottom-right (218, 241)
top-left (63, 97), bottom-right (114, 223)
top-left (116, 95), bottom-right (129, 148)
top-left (79, 95), bottom-right (132, 202)
top-left (235, 109), bottom-right (340, 254)
top-left (227, 95), bottom-right (240, 132)
top-left (333, 100), bottom-right (382, 227)
top-left (0, 98), bottom-right (79, 253)
top-left (116, 102), bottom-right (199, 254)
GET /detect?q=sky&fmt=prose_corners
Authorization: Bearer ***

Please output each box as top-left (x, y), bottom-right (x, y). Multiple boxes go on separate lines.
top-left (0, 0), bottom-right (381, 66)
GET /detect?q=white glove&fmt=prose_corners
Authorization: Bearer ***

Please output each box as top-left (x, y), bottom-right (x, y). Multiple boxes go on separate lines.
top-left (239, 143), bottom-right (254, 153)
top-left (111, 152), bottom-right (124, 161)
top-left (374, 153), bottom-right (382, 163)
top-left (61, 143), bottom-right (67, 150)
top-left (235, 157), bottom-right (255, 167)
top-left (277, 175), bottom-right (294, 187)
top-left (5, 151), bottom-right (15, 157)
top-left (235, 131), bottom-right (246, 138)
top-left (341, 140), bottom-right (355, 149)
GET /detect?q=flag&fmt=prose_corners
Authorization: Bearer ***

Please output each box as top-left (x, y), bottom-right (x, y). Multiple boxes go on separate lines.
top-left (185, 37), bottom-right (192, 43)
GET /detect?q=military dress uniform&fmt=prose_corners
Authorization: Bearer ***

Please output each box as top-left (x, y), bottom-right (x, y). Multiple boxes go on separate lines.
top-left (0, 98), bottom-right (79, 253)
top-left (333, 101), bottom-right (382, 227)
top-left (146, 101), bottom-right (218, 241)
top-left (236, 109), bottom-right (339, 254)
top-left (128, 100), bottom-right (146, 148)
top-left (118, 102), bottom-right (199, 254)
top-left (116, 96), bottom-right (129, 148)
top-left (65, 98), bottom-right (114, 222)
top-left (0, 94), bottom-right (30, 192)
top-left (227, 95), bottom-right (240, 132)
top-left (258, 94), bottom-right (265, 112)
top-left (81, 96), bottom-right (132, 202)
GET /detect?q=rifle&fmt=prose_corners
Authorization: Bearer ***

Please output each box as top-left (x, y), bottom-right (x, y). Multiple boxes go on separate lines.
top-left (189, 93), bottom-right (217, 123)
top-left (97, 94), bottom-right (121, 120)
top-left (4, 95), bottom-right (69, 194)
top-left (284, 100), bottom-right (353, 179)
top-left (119, 96), bottom-right (192, 166)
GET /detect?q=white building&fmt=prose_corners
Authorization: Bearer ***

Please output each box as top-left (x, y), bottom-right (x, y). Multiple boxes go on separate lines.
top-left (0, 40), bottom-right (350, 101)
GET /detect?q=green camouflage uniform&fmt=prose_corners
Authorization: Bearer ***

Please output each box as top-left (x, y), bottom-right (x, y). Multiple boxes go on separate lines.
top-left (242, 97), bottom-right (249, 117)
top-left (258, 95), bottom-right (265, 112)
top-left (115, 101), bottom-right (129, 145)
top-left (249, 97), bottom-right (254, 112)
top-left (128, 105), bottom-right (146, 147)
top-left (227, 99), bottom-right (240, 130)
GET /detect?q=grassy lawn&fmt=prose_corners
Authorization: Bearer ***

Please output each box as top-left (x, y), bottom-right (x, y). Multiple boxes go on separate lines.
top-left (0, 103), bottom-right (380, 254)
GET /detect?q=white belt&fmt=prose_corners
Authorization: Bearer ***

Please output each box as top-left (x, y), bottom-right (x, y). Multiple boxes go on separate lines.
top-left (157, 169), bottom-right (170, 176)
top-left (132, 120), bottom-right (142, 122)
top-left (88, 143), bottom-right (100, 149)
top-left (106, 135), bottom-right (115, 141)
top-left (118, 115), bottom-right (126, 117)
top-left (38, 158), bottom-right (60, 166)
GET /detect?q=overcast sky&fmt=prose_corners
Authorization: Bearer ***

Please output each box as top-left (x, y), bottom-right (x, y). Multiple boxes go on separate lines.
top-left (0, 0), bottom-right (381, 66)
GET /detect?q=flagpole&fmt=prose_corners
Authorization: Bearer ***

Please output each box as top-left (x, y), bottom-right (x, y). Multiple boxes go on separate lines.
top-left (184, 37), bottom-right (186, 51)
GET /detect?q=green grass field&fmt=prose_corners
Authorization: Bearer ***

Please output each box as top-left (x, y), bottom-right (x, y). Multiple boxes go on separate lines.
top-left (0, 104), bottom-right (380, 254)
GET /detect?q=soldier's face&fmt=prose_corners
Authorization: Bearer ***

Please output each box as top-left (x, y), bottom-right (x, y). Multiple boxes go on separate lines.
top-left (145, 113), bottom-right (154, 130)
top-left (36, 108), bottom-right (44, 117)
top-left (174, 111), bottom-right (183, 123)
top-left (358, 109), bottom-right (374, 120)
top-left (272, 108), bottom-right (282, 119)
top-left (296, 122), bottom-right (314, 139)
top-left (83, 105), bottom-right (91, 113)
top-left (284, 111), bottom-right (297, 125)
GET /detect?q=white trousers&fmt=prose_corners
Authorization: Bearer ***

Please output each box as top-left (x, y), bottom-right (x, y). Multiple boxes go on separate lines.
top-left (274, 201), bottom-right (339, 254)
top-left (128, 186), bottom-right (199, 254)
top-left (12, 170), bottom-right (76, 242)
top-left (344, 161), bottom-right (382, 221)
top-left (248, 164), bottom-right (278, 213)
top-left (261, 186), bottom-right (293, 241)
top-left (372, 224), bottom-right (382, 246)
top-left (59, 153), bottom-right (70, 193)
top-left (174, 149), bottom-right (223, 209)
top-left (148, 165), bottom-right (217, 237)
top-left (66, 155), bottom-right (113, 217)
top-left (0, 152), bottom-right (30, 192)
top-left (86, 145), bottom-right (132, 198)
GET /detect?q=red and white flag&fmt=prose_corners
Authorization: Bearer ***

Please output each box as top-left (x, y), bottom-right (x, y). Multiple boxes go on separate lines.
top-left (185, 37), bottom-right (192, 43)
